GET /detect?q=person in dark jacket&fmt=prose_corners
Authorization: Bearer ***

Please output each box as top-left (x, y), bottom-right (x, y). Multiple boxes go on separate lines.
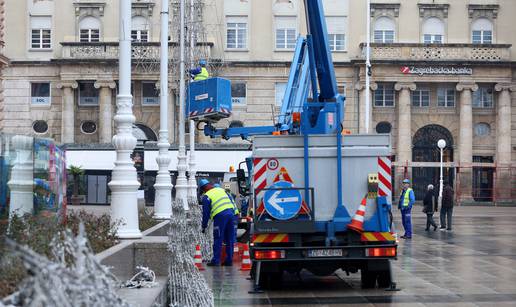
top-left (440, 182), bottom-right (454, 231)
top-left (423, 184), bottom-right (438, 231)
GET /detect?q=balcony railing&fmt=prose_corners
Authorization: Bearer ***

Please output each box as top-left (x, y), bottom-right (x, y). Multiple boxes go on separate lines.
top-left (360, 43), bottom-right (512, 62)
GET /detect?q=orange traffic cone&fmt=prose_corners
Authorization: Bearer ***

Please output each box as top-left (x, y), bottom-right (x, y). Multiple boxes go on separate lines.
top-left (233, 244), bottom-right (240, 262)
top-left (240, 244), bottom-right (252, 271)
top-left (347, 196), bottom-right (367, 233)
top-left (194, 245), bottom-right (205, 271)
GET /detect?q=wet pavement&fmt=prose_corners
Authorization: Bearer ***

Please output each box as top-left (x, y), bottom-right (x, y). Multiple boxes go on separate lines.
top-left (202, 206), bottom-right (516, 306)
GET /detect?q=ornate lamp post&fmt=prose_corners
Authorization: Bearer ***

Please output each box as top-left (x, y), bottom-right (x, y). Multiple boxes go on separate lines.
top-left (437, 139), bottom-right (446, 209)
top-left (153, 0), bottom-right (173, 219)
top-left (109, 0), bottom-right (142, 238)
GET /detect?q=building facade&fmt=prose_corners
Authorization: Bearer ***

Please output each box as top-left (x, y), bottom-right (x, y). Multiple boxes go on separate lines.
top-left (2, 0), bottom-right (515, 203)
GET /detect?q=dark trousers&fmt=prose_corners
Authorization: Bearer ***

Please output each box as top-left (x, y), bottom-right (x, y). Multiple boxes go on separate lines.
top-left (401, 208), bottom-right (412, 237)
top-left (440, 207), bottom-right (453, 230)
top-left (211, 209), bottom-right (236, 265)
top-left (426, 213), bottom-right (437, 230)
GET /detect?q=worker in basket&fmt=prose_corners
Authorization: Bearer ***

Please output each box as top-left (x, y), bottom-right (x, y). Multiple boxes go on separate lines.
top-left (190, 59), bottom-right (209, 81)
top-left (200, 179), bottom-right (236, 266)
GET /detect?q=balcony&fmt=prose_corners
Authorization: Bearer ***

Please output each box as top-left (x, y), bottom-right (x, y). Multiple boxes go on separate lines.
top-left (360, 43), bottom-right (512, 62)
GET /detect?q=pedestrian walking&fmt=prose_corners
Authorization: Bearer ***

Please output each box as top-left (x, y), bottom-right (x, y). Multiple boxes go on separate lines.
top-left (199, 179), bottom-right (236, 266)
top-left (423, 184), bottom-right (438, 231)
top-left (398, 178), bottom-right (415, 239)
top-left (440, 182), bottom-right (454, 231)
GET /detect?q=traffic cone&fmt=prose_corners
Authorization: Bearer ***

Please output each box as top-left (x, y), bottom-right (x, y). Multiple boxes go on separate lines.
top-left (194, 245), bottom-right (205, 271)
top-left (233, 244), bottom-right (240, 262)
top-left (240, 244), bottom-right (252, 271)
top-left (347, 196), bottom-right (367, 233)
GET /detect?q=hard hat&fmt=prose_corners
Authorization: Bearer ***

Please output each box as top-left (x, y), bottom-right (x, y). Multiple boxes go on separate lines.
top-left (402, 179), bottom-right (410, 184)
top-left (199, 59), bottom-right (207, 66)
top-left (199, 178), bottom-right (210, 188)
top-left (213, 183), bottom-right (221, 188)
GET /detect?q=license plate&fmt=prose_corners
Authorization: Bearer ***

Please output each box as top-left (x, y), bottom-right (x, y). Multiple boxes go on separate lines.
top-left (307, 249), bottom-right (343, 258)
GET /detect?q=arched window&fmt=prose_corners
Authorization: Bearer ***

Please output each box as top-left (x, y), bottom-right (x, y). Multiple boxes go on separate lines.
top-left (374, 17), bottom-right (395, 43)
top-left (79, 16), bottom-right (100, 42)
top-left (472, 18), bottom-right (493, 44)
top-left (132, 16), bottom-right (149, 42)
top-left (422, 17), bottom-right (445, 44)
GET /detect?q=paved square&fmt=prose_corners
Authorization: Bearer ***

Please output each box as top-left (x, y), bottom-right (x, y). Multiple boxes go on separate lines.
top-left (203, 207), bottom-right (516, 306)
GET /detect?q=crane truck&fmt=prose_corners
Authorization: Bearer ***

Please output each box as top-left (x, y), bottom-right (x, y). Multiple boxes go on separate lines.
top-left (187, 0), bottom-right (398, 291)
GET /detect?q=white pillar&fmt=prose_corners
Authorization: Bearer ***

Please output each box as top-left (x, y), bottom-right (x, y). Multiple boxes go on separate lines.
top-left (187, 0), bottom-right (198, 201)
top-left (153, 0), bottom-right (173, 219)
top-left (394, 82), bottom-right (416, 184)
top-left (57, 81), bottom-right (78, 144)
top-left (175, 0), bottom-right (189, 209)
top-left (109, 0), bottom-right (142, 239)
top-left (356, 81), bottom-right (377, 134)
top-left (94, 81), bottom-right (116, 143)
top-left (8, 135), bottom-right (34, 219)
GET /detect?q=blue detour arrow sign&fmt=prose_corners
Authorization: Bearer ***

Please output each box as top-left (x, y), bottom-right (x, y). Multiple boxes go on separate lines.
top-left (263, 181), bottom-right (302, 220)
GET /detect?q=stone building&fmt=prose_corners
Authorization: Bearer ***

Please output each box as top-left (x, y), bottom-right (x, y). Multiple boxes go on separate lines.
top-left (0, 0), bottom-right (8, 132)
top-left (1, 0), bottom-right (515, 203)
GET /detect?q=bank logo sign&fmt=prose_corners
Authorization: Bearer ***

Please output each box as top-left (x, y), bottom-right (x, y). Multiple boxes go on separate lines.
top-left (400, 66), bottom-right (473, 76)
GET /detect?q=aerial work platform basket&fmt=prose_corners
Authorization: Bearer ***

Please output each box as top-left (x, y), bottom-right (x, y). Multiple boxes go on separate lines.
top-left (187, 77), bottom-right (232, 122)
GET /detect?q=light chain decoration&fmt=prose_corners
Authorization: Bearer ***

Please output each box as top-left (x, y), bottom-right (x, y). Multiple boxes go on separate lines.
top-left (2, 224), bottom-right (129, 307)
top-left (168, 199), bottom-right (214, 307)
top-left (187, 197), bottom-right (213, 262)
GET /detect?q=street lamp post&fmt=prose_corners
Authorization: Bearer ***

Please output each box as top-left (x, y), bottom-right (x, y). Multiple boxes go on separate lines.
top-left (365, 0), bottom-right (371, 134)
top-left (437, 139), bottom-right (446, 209)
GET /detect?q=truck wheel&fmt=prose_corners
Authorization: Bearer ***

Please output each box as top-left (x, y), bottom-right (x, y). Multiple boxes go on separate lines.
top-left (377, 270), bottom-right (392, 288)
top-left (360, 269), bottom-right (377, 289)
top-left (258, 271), bottom-right (283, 290)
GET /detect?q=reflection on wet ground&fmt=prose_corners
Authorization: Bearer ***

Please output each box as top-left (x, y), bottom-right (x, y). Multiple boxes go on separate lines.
top-left (203, 207), bottom-right (516, 306)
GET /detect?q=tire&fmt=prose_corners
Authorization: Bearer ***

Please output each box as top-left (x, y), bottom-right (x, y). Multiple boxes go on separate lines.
top-left (258, 271), bottom-right (283, 290)
top-left (360, 269), bottom-right (377, 289)
top-left (377, 269), bottom-right (392, 288)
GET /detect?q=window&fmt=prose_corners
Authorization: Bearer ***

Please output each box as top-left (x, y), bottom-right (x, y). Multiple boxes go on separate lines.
top-left (142, 82), bottom-right (159, 105)
top-left (78, 82), bottom-right (99, 106)
top-left (376, 122), bottom-right (392, 134)
top-left (411, 88), bottom-right (430, 107)
top-left (226, 17), bottom-right (247, 49)
top-left (472, 18), bottom-right (493, 44)
top-left (30, 16), bottom-right (51, 49)
top-left (275, 82), bottom-right (287, 106)
top-left (374, 84), bottom-right (395, 107)
top-left (374, 16), bottom-right (395, 43)
top-left (473, 86), bottom-right (494, 108)
top-left (275, 16), bottom-right (297, 50)
top-left (231, 82), bottom-right (246, 105)
top-left (326, 16), bottom-right (346, 51)
top-left (81, 121), bottom-right (97, 134)
top-left (474, 123), bottom-right (491, 137)
top-left (131, 16), bottom-right (149, 42)
top-left (437, 88), bottom-right (455, 107)
top-left (32, 120), bottom-right (48, 134)
top-left (422, 17), bottom-right (445, 44)
top-left (79, 16), bottom-right (100, 42)
top-left (31, 82), bottom-right (50, 105)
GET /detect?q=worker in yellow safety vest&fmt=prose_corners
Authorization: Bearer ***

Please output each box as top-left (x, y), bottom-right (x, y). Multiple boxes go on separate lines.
top-left (189, 59), bottom-right (209, 81)
top-left (398, 178), bottom-right (415, 239)
top-left (200, 179), bottom-right (236, 266)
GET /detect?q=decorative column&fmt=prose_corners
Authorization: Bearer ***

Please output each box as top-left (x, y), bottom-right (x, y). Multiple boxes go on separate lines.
top-left (394, 82), bottom-right (416, 185)
top-left (355, 82), bottom-right (377, 134)
top-left (57, 81), bottom-right (78, 144)
top-left (7, 135), bottom-right (34, 219)
top-left (456, 82), bottom-right (478, 200)
top-left (494, 83), bottom-right (515, 201)
top-left (108, 0), bottom-right (142, 239)
top-left (94, 81), bottom-right (116, 143)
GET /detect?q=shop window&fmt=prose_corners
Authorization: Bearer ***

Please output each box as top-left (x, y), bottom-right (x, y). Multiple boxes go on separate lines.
top-left (131, 16), bottom-right (149, 42)
top-left (31, 82), bottom-right (51, 105)
top-left (142, 82), bottom-right (159, 105)
top-left (32, 120), bottom-right (48, 134)
top-left (375, 122), bottom-right (392, 134)
top-left (275, 16), bottom-right (297, 50)
top-left (31, 16), bottom-right (51, 49)
top-left (437, 87), bottom-right (455, 107)
top-left (374, 84), bottom-right (395, 107)
top-left (231, 82), bottom-right (247, 105)
top-left (411, 88), bottom-right (430, 107)
top-left (374, 16), bottom-right (395, 43)
top-left (226, 16), bottom-right (247, 49)
top-left (79, 16), bottom-right (100, 42)
top-left (473, 86), bottom-right (493, 108)
top-left (78, 81), bottom-right (99, 106)
top-left (81, 121), bottom-right (97, 134)
top-left (472, 18), bottom-right (493, 44)
top-left (422, 17), bottom-right (445, 43)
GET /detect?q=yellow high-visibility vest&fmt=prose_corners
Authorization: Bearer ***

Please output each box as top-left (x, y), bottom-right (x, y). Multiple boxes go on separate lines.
top-left (205, 187), bottom-right (234, 219)
top-left (402, 188), bottom-right (413, 207)
top-left (194, 67), bottom-right (209, 81)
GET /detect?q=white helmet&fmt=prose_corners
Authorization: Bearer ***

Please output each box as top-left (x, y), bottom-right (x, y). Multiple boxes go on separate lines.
top-left (427, 184), bottom-right (434, 190)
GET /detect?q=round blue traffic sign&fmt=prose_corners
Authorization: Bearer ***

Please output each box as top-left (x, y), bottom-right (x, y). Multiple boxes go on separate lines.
top-left (263, 181), bottom-right (302, 220)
